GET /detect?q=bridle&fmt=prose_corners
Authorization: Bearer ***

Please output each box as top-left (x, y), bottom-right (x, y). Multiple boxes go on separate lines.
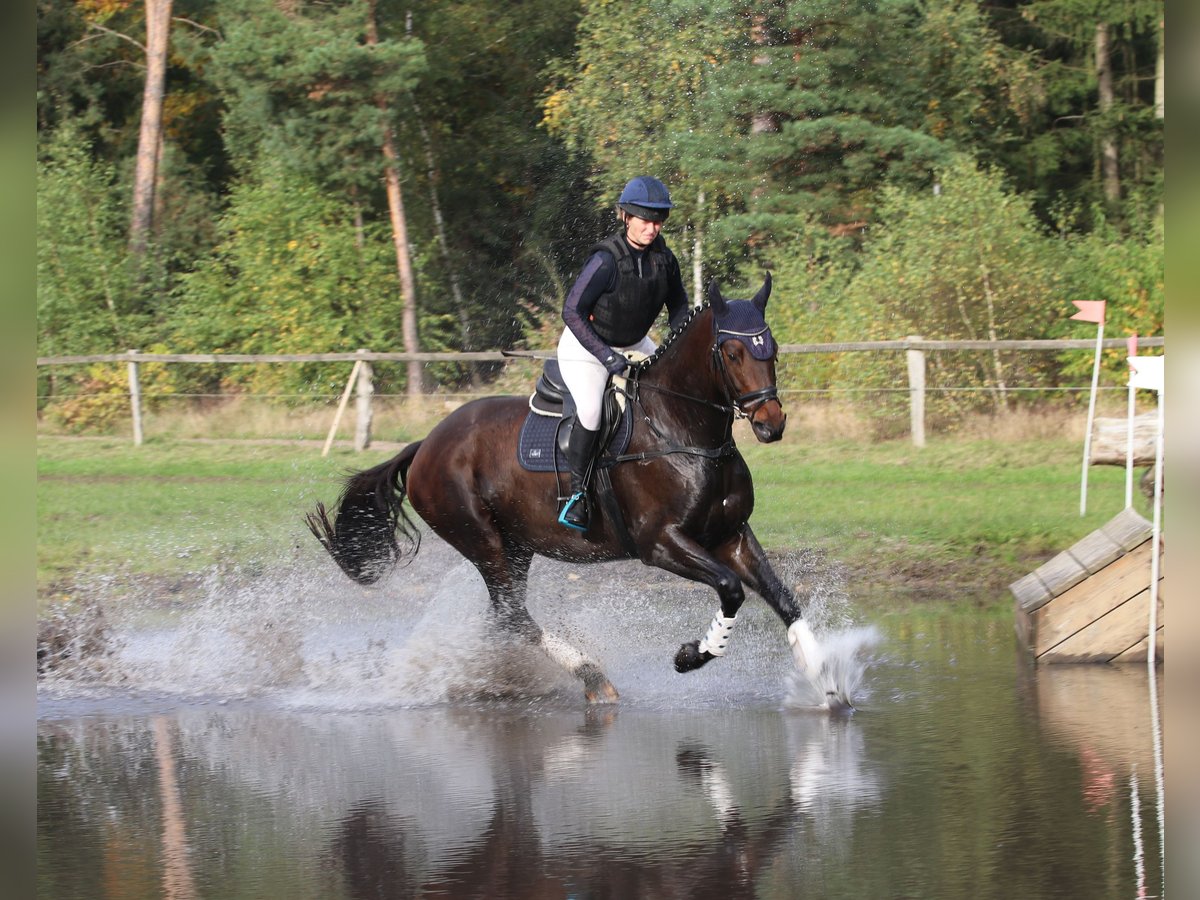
top-left (605, 314), bottom-right (782, 466)
top-left (625, 330), bottom-right (780, 421)
top-left (711, 338), bottom-right (780, 420)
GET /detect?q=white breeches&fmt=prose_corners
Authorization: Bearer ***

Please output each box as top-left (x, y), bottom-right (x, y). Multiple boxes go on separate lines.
top-left (557, 329), bottom-right (657, 430)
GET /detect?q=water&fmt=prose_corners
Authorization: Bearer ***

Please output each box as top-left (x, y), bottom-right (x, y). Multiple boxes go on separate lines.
top-left (37, 544), bottom-right (1165, 899)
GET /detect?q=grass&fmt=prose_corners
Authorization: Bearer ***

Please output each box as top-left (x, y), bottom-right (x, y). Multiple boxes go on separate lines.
top-left (739, 437), bottom-right (1128, 597)
top-left (36, 424), bottom-right (1135, 611)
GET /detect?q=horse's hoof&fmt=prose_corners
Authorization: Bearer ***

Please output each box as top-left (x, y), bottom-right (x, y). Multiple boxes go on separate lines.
top-left (825, 690), bottom-right (854, 712)
top-left (674, 641), bottom-right (713, 673)
top-left (584, 680), bottom-right (620, 705)
top-left (581, 664), bottom-right (620, 704)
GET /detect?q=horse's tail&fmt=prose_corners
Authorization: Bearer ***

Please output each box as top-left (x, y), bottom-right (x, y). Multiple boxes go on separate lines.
top-left (305, 441), bottom-right (424, 585)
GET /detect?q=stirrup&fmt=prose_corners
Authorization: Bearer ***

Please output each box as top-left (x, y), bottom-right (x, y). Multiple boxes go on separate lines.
top-left (558, 491), bottom-right (589, 531)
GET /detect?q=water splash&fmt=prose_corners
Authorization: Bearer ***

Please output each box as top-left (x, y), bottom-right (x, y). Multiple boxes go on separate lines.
top-left (38, 540), bottom-right (871, 713)
top-left (784, 625), bottom-right (881, 711)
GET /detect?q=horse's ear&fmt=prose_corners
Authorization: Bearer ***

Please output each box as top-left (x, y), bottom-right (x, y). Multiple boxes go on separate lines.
top-left (707, 279), bottom-right (727, 314)
top-left (751, 272), bottom-right (772, 312)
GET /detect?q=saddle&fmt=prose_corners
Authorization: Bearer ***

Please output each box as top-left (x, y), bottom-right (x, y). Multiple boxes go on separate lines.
top-left (517, 359), bottom-right (634, 473)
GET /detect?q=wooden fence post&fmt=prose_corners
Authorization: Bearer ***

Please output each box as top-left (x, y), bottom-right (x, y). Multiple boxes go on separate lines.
top-left (354, 349), bottom-right (374, 452)
top-left (127, 349), bottom-right (144, 446)
top-left (906, 336), bottom-right (926, 448)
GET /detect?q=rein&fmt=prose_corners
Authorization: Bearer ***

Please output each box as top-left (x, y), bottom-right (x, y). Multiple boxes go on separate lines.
top-left (604, 377), bottom-right (736, 465)
top-left (626, 340), bottom-right (779, 419)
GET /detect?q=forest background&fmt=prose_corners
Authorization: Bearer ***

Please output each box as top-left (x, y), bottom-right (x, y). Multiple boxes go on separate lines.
top-left (36, 0), bottom-right (1165, 434)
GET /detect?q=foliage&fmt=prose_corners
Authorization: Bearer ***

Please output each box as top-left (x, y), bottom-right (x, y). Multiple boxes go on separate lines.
top-left (906, 0), bottom-right (1045, 157)
top-left (701, 0), bottom-right (951, 234)
top-left (208, 0), bottom-right (426, 188)
top-left (42, 350), bottom-right (178, 434)
top-left (37, 0), bottom-right (226, 176)
top-left (405, 0), bottom-right (599, 353)
top-left (809, 158), bottom-right (1074, 429)
top-left (738, 216), bottom-right (859, 392)
top-left (998, 0), bottom-right (1164, 220)
top-left (171, 158), bottom-right (401, 396)
top-left (37, 124), bottom-right (136, 355)
top-left (1051, 206), bottom-right (1164, 380)
top-left (542, 0), bottom-right (739, 220)
top-left (36, 0), bottom-right (1166, 427)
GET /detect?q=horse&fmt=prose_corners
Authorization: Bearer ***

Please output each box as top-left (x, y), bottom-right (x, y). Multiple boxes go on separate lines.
top-left (306, 274), bottom-right (828, 704)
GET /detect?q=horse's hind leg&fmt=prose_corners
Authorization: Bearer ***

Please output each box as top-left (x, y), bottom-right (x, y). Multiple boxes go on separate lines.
top-left (473, 544), bottom-right (619, 704)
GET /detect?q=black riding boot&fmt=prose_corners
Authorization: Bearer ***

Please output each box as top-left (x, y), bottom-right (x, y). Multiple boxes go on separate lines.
top-left (559, 423), bottom-right (601, 531)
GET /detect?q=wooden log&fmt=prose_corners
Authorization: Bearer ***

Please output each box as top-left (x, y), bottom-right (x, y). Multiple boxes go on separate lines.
top-left (1090, 413), bottom-right (1157, 465)
top-left (1100, 506), bottom-right (1156, 551)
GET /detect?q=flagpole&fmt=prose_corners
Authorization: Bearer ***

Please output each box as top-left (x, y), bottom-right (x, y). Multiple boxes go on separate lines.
top-left (1079, 320), bottom-right (1104, 516)
top-left (1147, 376), bottom-right (1165, 891)
top-left (1125, 335), bottom-right (1137, 508)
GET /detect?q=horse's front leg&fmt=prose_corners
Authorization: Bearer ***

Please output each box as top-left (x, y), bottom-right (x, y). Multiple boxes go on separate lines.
top-left (712, 525), bottom-right (830, 693)
top-left (643, 527), bottom-right (750, 673)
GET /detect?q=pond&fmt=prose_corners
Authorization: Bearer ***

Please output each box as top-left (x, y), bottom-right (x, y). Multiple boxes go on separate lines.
top-left (37, 545), bottom-right (1165, 899)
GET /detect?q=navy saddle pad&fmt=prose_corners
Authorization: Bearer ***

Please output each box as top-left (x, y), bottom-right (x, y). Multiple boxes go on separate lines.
top-left (517, 361), bottom-right (633, 472)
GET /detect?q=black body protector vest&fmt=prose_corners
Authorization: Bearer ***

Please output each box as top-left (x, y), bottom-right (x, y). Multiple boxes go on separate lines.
top-left (586, 232), bottom-right (672, 348)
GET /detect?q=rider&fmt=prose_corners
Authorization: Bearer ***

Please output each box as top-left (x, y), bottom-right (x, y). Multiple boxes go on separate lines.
top-left (556, 175), bottom-right (691, 531)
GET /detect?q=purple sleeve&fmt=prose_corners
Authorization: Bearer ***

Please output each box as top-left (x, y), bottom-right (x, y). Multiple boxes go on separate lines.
top-left (664, 251), bottom-right (690, 331)
top-left (562, 251), bottom-right (618, 362)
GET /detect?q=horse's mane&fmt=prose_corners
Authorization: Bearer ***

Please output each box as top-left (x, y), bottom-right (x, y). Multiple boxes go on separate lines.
top-left (633, 302), bottom-right (711, 372)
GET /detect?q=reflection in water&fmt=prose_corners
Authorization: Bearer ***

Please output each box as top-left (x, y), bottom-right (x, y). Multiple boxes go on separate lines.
top-left (152, 717), bottom-right (196, 900)
top-left (1032, 662), bottom-right (1166, 900)
top-left (38, 706), bottom-right (880, 899)
top-left (37, 614), bottom-right (1165, 899)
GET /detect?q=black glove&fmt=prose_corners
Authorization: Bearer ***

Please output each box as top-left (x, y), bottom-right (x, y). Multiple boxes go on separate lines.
top-left (602, 351), bottom-right (629, 375)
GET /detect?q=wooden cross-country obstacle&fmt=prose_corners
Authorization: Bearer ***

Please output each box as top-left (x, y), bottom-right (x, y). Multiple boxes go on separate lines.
top-left (1011, 507), bottom-right (1164, 663)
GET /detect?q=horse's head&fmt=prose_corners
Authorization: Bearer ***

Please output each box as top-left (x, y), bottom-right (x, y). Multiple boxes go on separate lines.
top-left (708, 274), bottom-right (787, 443)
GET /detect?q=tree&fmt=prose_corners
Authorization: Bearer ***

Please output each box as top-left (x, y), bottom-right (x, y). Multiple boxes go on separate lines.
top-left (38, 126), bottom-right (136, 357)
top-left (830, 157), bottom-right (1072, 422)
top-left (128, 0), bottom-right (173, 260)
top-left (703, 0), bottom-right (951, 239)
top-left (208, 0), bottom-right (426, 387)
top-left (543, 1), bottom-right (746, 294)
top-left (39, 0), bottom-right (226, 297)
top-left (998, 0), bottom-right (1163, 221)
top-left (171, 159), bottom-right (398, 396)
top-left (542, 0), bottom-right (953, 277)
top-left (403, 0), bottom-right (598, 359)
top-left (366, 0), bottom-right (422, 396)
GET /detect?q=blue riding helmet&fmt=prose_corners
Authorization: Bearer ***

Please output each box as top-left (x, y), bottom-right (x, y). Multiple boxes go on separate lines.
top-left (618, 176), bottom-right (674, 223)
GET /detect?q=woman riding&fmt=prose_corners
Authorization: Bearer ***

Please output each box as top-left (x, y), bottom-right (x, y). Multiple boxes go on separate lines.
top-left (557, 175), bottom-right (691, 530)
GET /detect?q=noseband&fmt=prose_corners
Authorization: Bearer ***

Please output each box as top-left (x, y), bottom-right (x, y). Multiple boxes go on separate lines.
top-left (711, 340), bottom-right (780, 420)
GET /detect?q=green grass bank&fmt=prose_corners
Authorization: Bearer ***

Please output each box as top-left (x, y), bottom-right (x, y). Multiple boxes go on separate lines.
top-left (36, 432), bottom-right (1132, 610)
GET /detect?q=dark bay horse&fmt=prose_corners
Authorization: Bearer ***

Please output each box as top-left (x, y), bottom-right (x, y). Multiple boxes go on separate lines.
top-left (307, 275), bottom-right (825, 703)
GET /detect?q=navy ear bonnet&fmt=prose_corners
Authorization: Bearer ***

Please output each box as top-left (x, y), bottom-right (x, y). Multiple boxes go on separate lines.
top-left (713, 300), bottom-right (777, 360)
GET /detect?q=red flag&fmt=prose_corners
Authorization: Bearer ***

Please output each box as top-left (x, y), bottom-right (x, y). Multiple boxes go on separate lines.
top-left (1069, 300), bottom-right (1106, 324)
top-left (1127, 333), bottom-right (1138, 360)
